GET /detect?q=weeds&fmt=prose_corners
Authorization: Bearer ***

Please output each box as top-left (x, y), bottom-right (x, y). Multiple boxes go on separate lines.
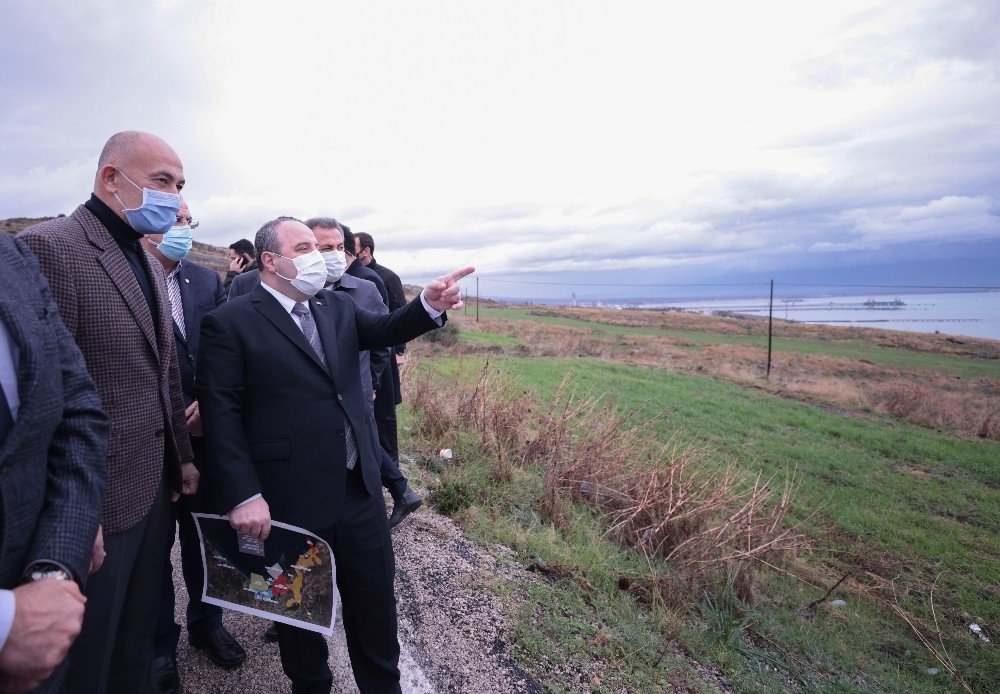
top-left (407, 361), bottom-right (805, 605)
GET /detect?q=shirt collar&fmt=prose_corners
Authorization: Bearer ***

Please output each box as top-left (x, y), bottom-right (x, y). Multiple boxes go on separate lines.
top-left (84, 194), bottom-right (142, 246)
top-left (165, 262), bottom-right (181, 281)
top-left (259, 280), bottom-right (301, 316)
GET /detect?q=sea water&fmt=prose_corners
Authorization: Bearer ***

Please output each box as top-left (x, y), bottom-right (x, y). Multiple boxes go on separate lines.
top-left (646, 291), bottom-right (1000, 341)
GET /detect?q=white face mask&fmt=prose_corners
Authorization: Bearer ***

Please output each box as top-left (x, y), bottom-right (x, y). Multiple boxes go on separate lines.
top-left (274, 250), bottom-right (327, 296)
top-left (322, 250), bottom-right (347, 282)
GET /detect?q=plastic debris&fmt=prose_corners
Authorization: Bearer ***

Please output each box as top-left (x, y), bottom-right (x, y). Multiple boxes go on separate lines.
top-left (829, 599), bottom-right (847, 608)
top-left (926, 668), bottom-right (939, 676)
top-left (970, 623), bottom-right (990, 643)
top-left (439, 448), bottom-right (453, 459)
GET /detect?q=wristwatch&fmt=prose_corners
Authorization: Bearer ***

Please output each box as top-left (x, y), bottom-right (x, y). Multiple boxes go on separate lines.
top-left (28, 563), bottom-right (72, 582)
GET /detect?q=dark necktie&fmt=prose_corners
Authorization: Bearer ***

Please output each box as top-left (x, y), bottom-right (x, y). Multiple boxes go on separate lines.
top-left (291, 303), bottom-right (357, 469)
top-left (0, 380), bottom-right (14, 449)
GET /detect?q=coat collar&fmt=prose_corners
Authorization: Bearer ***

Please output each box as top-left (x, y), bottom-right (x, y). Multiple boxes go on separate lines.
top-left (250, 284), bottom-right (333, 380)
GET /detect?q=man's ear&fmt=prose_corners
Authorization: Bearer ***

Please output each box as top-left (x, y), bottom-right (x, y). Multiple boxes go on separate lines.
top-left (260, 251), bottom-right (275, 273)
top-left (97, 165), bottom-right (120, 194)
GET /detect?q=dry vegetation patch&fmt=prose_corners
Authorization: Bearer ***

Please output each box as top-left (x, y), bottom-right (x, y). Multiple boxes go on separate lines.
top-left (405, 361), bottom-right (805, 606)
top-left (442, 314), bottom-right (1000, 441)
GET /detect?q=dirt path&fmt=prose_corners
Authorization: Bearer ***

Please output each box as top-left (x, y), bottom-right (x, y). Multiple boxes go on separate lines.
top-left (172, 505), bottom-right (542, 693)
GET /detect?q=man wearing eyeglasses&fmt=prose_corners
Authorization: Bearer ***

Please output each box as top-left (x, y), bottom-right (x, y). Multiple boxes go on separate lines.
top-left (140, 202), bottom-right (244, 693)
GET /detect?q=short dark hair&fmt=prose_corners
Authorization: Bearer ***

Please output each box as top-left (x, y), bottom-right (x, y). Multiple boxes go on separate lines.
top-left (229, 239), bottom-right (255, 258)
top-left (342, 228), bottom-right (356, 256)
top-left (254, 216), bottom-right (300, 262)
top-left (356, 232), bottom-right (375, 255)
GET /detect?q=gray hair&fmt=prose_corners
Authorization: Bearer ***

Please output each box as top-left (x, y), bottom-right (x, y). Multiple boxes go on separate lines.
top-left (254, 216), bottom-right (301, 261)
top-left (304, 217), bottom-right (344, 233)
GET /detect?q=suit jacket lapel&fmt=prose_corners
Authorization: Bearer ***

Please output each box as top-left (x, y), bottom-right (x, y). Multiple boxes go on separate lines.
top-left (143, 249), bottom-right (174, 365)
top-left (84, 215), bottom-right (159, 358)
top-left (310, 294), bottom-right (339, 383)
top-left (250, 286), bottom-right (329, 376)
top-left (0, 293), bottom-right (39, 465)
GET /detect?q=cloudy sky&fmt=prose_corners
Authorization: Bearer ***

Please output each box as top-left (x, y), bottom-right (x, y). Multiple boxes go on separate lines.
top-left (2, 0), bottom-right (998, 298)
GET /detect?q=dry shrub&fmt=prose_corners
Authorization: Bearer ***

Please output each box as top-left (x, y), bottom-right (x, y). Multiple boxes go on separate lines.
top-left (404, 361), bottom-right (462, 441)
top-left (870, 381), bottom-right (928, 418)
top-left (526, 376), bottom-right (805, 603)
top-left (408, 360), bottom-right (805, 602)
top-left (866, 380), bottom-right (1000, 441)
top-left (464, 363), bottom-right (535, 481)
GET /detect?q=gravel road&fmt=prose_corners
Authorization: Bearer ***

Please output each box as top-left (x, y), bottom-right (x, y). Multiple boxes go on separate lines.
top-left (172, 504), bottom-right (542, 693)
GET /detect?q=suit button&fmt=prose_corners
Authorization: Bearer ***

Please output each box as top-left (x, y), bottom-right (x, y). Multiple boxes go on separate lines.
top-left (154, 428), bottom-right (164, 438)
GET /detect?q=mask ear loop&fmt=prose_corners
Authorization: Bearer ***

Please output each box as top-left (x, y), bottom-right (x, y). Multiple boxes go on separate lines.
top-left (113, 168), bottom-right (145, 213)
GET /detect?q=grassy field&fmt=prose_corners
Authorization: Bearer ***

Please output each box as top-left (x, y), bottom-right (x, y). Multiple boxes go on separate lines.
top-left (401, 309), bottom-right (999, 692)
top-left (466, 305), bottom-right (1000, 380)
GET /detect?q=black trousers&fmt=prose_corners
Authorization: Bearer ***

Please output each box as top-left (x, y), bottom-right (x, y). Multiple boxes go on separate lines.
top-left (378, 447), bottom-right (407, 501)
top-left (375, 418), bottom-right (399, 464)
top-left (153, 492), bottom-right (223, 657)
top-left (275, 465), bottom-right (401, 694)
top-left (64, 475), bottom-right (172, 693)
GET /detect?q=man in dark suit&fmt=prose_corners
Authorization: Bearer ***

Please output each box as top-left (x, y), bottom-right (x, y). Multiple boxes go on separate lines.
top-left (343, 228), bottom-right (421, 527)
top-left (21, 131), bottom-right (200, 692)
top-left (229, 222), bottom-right (422, 529)
top-left (0, 234), bottom-right (109, 692)
top-left (196, 216), bottom-right (471, 692)
top-left (342, 225), bottom-right (388, 305)
top-left (355, 233), bottom-right (407, 479)
top-left (140, 202), bottom-right (245, 692)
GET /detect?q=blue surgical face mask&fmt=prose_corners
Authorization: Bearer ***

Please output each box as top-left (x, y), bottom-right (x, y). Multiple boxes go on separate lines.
top-left (155, 225), bottom-right (194, 261)
top-left (113, 169), bottom-right (181, 235)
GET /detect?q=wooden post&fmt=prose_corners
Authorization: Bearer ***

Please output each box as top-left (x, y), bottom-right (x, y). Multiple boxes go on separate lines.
top-left (766, 279), bottom-right (774, 379)
top-left (476, 277), bottom-right (480, 323)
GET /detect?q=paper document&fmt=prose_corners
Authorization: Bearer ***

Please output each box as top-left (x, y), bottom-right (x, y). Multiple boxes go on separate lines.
top-left (193, 513), bottom-right (337, 635)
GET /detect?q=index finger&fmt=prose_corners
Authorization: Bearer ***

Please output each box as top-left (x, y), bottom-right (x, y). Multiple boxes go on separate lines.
top-left (444, 266), bottom-right (475, 284)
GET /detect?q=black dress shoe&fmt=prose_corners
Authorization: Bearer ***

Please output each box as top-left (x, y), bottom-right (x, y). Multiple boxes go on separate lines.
top-left (189, 626), bottom-right (247, 669)
top-left (264, 623), bottom-right (279, 642)
top-left (151, 653), bottom-right (181, 694)
top-left (388, 488), bottom-right (423, 529)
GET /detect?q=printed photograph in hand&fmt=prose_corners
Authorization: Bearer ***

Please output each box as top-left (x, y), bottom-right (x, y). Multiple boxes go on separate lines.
top-left (193, 513), bottom-right (337, 635)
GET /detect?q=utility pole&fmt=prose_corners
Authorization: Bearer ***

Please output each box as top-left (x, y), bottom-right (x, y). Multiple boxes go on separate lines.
top-left (766, 280), bottom-right (774, 379)
top-left (463, 287), bottom-right (467, 315)
top-left (476, 277), bottom-right (480, 323)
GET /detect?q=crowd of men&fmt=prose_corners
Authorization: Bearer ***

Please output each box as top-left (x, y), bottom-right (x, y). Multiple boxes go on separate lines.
top-left (0, 131), bottom-right (472, 693)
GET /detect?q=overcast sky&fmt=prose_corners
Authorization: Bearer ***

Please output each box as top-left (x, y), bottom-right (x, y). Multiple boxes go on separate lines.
top-left (2, 0), bottom-right (998, 294)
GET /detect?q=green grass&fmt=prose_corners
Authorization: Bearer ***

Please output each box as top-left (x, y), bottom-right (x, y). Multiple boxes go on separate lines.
top-left (459, 330), bottom-right (525, 347)
top-left (406, 354), bottom-right (1000, 692)
top-left (470, 306), bottom-right (1000, 379)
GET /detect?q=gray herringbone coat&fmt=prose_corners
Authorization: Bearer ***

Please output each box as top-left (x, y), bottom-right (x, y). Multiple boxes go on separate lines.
top-left (21, 205), bottom-right (193, 534)
top-left (0, 234), bottom-right (108, 587)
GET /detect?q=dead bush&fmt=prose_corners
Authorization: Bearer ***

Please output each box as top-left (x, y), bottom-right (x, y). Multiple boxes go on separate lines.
top-left (527, 376), bottom-right (805, 603)
top-left (403, 362), bottom-right (462, 441)
top-left (406, 363), bottom-right (804, 603)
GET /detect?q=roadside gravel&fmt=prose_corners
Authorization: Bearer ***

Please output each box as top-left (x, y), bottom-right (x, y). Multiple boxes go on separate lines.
top-left (171, 498), bottom-right (729, 692)
top-left (171, 504), bottom-right (542, 692)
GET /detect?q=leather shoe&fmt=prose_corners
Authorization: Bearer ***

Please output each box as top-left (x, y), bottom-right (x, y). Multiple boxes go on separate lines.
top-left (189, 626), bottom-right (247, 669)
top-left (151, 653), bottom-right (181, 694)
top-left (264, 623), bottom-right (279, 643)
top-left (388, 488), bottom-right (422, 529)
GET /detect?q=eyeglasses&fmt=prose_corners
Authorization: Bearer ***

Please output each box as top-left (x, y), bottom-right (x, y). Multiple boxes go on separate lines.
top-left (174, 217), bottom-right (200, 229)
